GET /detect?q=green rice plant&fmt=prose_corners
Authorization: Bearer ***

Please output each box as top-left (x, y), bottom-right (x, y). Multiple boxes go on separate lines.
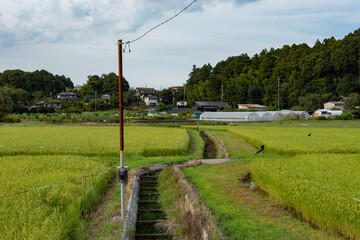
top-left (252, 154), bottom-right (360, 239)
top-left (0, 125), bottom-right (189, 157)
top-left (0, 155), bottom-right (114, 239)
top-left (220, 126), bottom-right (360, 155)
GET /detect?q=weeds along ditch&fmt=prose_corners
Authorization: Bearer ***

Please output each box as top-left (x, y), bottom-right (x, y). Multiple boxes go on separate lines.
top-left (157, 166), bottom-right (224, 240)
top-left (0, 124), bottom-right (201, 239)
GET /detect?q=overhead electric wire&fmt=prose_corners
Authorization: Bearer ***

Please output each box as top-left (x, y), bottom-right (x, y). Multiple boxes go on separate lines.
top-left (125, 0), bottom-right (198, 44)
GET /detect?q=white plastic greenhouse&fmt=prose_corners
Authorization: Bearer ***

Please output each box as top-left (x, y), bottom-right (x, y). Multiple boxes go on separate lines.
top-left (256, 112), bottom-right (273, 121)
top-left (199, 112), bottom-right (260, 121)
top-left (199, 110), bottom-right (310, 122)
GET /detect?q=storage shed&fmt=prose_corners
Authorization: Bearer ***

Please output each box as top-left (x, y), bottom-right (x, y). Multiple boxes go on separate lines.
top-left (199, 112), bottom-right (260, 122)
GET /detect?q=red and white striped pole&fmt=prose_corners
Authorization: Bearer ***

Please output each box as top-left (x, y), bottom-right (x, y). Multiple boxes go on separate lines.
top-left (118, 39), bottom-right (125, 219)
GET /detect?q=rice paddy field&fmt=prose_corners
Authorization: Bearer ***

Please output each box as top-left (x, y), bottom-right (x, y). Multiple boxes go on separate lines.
top-left (226, 126), bottom-right (360, 155)
top-left (0, 124), bottom-right (189, 157)
top-left (0, 124), bottom-right (191, 239)
top-left (187, 124), bottom-right (360, 155)
top-left (0, 155), bottom-right (113, 239)
top-left (183, 122), bottom-right (360, 238)
top-left (252, 154), bottom-right (360, 238)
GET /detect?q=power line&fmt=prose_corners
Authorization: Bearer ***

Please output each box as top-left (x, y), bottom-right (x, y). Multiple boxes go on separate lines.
top-left (125, 0), bottom-right (198, 45)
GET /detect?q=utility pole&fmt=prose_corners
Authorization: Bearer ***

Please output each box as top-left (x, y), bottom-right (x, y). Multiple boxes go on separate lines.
top-left (172, 90), bottom-right (175, 105)
top-left (221, 81), bottom-right (224, 102)
top-left (117, 39), bottom-right (127, 220)
top-left (277, 77), bottom-right (280, 110)
top-left (184, 85), bottom-right (186, 101)
top-left (95, 90), bottom-right (97, 112)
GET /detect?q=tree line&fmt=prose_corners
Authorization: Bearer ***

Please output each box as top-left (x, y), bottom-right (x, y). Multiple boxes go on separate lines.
top-left (0, 69), bottom-right (73, 115)
top-left (0, 69), bottom-right (135, 118)
top-left (184, 28), bottom-right (360, 112)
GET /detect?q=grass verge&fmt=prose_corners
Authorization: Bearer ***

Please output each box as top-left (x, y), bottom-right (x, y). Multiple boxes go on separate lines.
top-left (183, 160), bottom-right (340, 240)
top-left (158, 166), bottom-right (225, 239)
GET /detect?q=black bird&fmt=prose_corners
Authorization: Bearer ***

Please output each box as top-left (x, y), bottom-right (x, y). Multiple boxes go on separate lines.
top-left (308, 133), bottom-right (311, 136)
top-left (255, 144), bottom-right (265, 155)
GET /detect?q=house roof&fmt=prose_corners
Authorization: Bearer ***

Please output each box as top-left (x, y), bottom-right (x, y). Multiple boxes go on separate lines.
top-left (315, 109), bottom-right (343, 114)
top-left (35, 101), bottom-right (46, 105)
top-left (194, 101), bottom-right (229, 108)
top-left (325, 101), bottom-right (344, 105)
top-left (238, 104), bottom-right (267, 108)
top-left (135, 87), bottom-right (155, 91)
top-left (57, 92), bottom-right (77, 96)
top-left (170, 107), bottom-right (202, 114)
top-left (145, 95), bottom-right (158, 100)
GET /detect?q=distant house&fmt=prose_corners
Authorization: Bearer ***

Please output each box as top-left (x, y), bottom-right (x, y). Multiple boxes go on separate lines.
top-left (144, 95), bottom-right (159, 107)
top-left (339, 95), bottom-right (348, 102)
top-left (323, 101), bottom-right (345, 110)
top-left (84, 98), bottom-right (95, 105)
top-left (194, 101), bottom-right (230, 112)
top-left (177, 100), bottom-right (187, 107)
top-left (323, 96), bottom-right (348, 110)
top-left (238, 104), bottom-right (267, 111)
top-left (57, 92), bottom-right (80, 101)
top-left (101, 94), bottom-right (111, 104)
top-left (30, 100), bottom-right (61, 109)
top-left (314, 109), bottom-right (343, 119)
top-left (45, 101), bottom-right (62, 109)
top-left (170, 86), bottom-right (182, 91)
top-left (135, 88), bottom-right (156, 100)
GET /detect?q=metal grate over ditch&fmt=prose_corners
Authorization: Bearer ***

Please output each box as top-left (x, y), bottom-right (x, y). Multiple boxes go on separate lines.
top-left (135, 171), bottom-right (171, 240)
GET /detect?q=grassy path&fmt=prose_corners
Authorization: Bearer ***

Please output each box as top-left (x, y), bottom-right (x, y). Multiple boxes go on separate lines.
top-left (183, 130), bottom-right (341, 239)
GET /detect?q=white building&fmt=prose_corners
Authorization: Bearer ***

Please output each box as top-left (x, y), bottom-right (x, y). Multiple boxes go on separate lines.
top-left (323, 101), bottom-right (345, 110)
top-left (314, 109), bottom-right (343, 119)
top-left (177, 100), bottom-right (187, 107)
top-left (56, 92), bottom-right (79, 101)
top-left (144, 95), bottom-right (159, 107)
top-left (238, 104), bottom-right (267, 111)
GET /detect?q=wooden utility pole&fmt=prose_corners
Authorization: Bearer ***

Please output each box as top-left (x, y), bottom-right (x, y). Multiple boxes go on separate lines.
top-left (118, 39), bottom-right (125, 219)
top-left (277, 77), bottom-right (280, 110)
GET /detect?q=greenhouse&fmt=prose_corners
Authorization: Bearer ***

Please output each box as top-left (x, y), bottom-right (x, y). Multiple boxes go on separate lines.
top-left (199, 110), bottom-right (310, 122)
top-left (256, 112), bottom-right (273, 121)
top-left (199, 112), bottom-right (260, 121)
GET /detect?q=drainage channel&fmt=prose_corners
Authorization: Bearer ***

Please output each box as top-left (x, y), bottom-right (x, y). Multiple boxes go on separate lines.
top-left (135, 171), bottom-right (171, 240)
top-left (200, 131), bottom-right (217, 159)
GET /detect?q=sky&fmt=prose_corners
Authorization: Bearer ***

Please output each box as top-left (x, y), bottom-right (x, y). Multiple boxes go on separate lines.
top-left (0, 0), bottom-right (359, 89)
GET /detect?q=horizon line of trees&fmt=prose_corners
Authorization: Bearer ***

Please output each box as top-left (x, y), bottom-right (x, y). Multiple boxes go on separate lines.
top-left (0, 69), bottom-right (139, 118)
top-left (183, 28), bottom-right (360, 112)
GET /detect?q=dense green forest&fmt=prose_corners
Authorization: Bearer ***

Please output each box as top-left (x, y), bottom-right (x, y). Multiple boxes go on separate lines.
top-left (0, 69), bottom-right (73, 113)
top-left (184, 28), bottom-right (360, 111)
top-left (0, 69), bottom-right (133, 117)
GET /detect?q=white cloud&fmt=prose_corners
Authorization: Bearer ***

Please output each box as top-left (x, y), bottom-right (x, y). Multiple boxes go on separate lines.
top-left (0, 0), bottom-right (359, 88)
